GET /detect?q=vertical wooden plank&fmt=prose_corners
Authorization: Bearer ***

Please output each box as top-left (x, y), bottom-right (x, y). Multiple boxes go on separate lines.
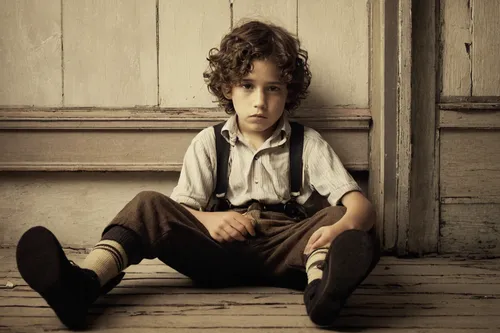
top-left (298, 0), bottom-right (369, 108)
top-left (383, 0), bottom-right (399, 252)
top-left (440, 0), bottom-right (472, 97)
top-left (0, 0), bottom-right (62, 106)
top-left (158, 0), bottom-right (230, 107)
top-left (409, 0), bottom-right (439, 254)
top-left (369, 0), bottom-right (385, 249)
top-left (472, 0), bottom-right (500, 96)
top-left (232, 0), bottom-right (297, 34)
top-left (396, 0), bottom-right (412, 255)
top-left (64, 0), bottom-right (157, 107)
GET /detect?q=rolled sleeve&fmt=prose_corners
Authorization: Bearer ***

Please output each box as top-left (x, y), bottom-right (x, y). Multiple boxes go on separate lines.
top-left (305, 130), bottom-right (362, 206)
top-left (170, 128), bottom-right (216, 210)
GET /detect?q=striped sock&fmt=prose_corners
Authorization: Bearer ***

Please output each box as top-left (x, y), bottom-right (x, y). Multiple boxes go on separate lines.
top-left (305, 247), bottom-right (329, 284)
top-left (81, 240), bottom-right (128, 287)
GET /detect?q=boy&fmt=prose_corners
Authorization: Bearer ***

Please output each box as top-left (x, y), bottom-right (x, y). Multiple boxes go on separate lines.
top-left (16, 20), bottom-right (379, 329)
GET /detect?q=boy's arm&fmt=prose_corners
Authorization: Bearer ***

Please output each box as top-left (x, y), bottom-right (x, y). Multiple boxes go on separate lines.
top-left (302, 130), bottom-right (375, 254)
top-left (338, 190), bottom-right (375, 231)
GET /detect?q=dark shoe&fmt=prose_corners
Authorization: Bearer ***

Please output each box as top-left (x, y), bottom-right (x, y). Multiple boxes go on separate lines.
top-left (304, 229), bottom-right (375, 327)
top-left (16, 226), bottom-right (102, 330)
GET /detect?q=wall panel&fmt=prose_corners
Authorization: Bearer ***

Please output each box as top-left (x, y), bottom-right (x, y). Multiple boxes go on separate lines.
top-left (298, 0), bottom-right (369, 108)
top-left (0, 0), bottom-right (62, 106)
top-left (159, 0), bottom-right (230, 107)
top-left (63, 0), bottom-right (157, 106)
top-left (471, 0), bottom-right (500, 96)
top-left (233, 0), bottom-right (297, 33)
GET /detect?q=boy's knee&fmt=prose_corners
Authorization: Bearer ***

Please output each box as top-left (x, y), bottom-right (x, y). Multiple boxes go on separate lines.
top-left (133, 191), bottom-right (168, 204)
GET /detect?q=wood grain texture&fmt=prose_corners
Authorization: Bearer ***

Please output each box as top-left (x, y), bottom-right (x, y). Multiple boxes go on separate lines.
top-left (471, 0), bottom-right (500, 96)
top-left (439, 109), bottom-right (500, 129)
top-left (63, 0), bottom-right (157, 107)
top-left (159, 0), bottom-right (230, 107)
top-left (396, 0), bottom-right (412, 255)
top-left (0, 0), bottom-right (62, 106)
top-left (298, 0), bottom-right (369, 108)
top-left (409, 0), bottom-right (439, 255)
top-left (440, 130), bottom-right (500, 199)
top-left (440, 203), bottom-right (500, 255)
top-left (233, 0), bottom-right (297, 34)
top-left (440, 0), bottom-right (472, 97)
top-left (1, 249), bottom-right (499, 331)
top-left (368, 0), bottom-right (385, 246)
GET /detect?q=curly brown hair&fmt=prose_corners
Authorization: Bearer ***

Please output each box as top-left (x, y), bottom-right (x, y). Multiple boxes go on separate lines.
top-left (203, 20), bottom-right (311, 114)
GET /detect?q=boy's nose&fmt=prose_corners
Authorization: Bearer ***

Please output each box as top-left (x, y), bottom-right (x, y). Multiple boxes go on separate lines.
top-left (253, 89), bottom-right (266, 109)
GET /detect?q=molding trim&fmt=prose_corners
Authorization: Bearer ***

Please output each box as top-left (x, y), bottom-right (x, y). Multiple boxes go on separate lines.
top-left (0, 108), bottom-right (371, 130)
top-left (0, 108), bottom-right (371, 172)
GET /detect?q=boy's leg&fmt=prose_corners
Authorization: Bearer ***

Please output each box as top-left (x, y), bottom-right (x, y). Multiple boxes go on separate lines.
top-left (246, 206), bottom-right (380, 326)
top-left (16, 191), bottom-right (249, 330)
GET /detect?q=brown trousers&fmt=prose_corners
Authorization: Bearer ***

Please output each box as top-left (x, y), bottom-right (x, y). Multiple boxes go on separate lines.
top-left (102, 191), bottom-right (378, 290)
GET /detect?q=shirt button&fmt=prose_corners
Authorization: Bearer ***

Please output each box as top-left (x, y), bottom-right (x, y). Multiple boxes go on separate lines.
top-left (255, 180), bottom-right (259, 184)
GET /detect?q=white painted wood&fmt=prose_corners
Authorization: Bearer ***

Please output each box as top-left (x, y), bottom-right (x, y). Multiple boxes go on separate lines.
top-left (472, 0), bottom-right (500, 96)
top-left (63, 0), bottom-right (157, 107)
top-left (233, 0), bottom-right (297, 34)
top-left (440, 0), bottom-right (472, 97)
top-left (0, 0), bottom-right (62, 106)
top-left (0, 172), bottom-right (179, 247)
top-left (440, 131), bottom-right (500, 199)
top-left (298, 0), bottom-right (369, 108)
top-left (158, 0), bottom-right (230, 107)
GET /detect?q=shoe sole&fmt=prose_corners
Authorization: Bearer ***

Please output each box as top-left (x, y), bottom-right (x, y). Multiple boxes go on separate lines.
top-left (16, 226), bottom-right (85, 329)
top-left (308, 229), bottom-right (374, 326)
top-left (16, 226), bottom-right (67, 294)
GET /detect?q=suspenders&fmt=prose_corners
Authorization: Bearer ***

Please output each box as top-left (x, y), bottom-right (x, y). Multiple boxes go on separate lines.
top-left (211, 121), bottom-right (308, 220)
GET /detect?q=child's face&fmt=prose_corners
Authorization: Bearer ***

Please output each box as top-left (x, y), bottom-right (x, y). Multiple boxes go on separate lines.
top-left (226, 59), bottom-right (288, 138)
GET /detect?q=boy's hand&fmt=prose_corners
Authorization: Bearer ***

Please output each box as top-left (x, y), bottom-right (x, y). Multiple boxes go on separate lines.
top-left (304, 223), bottom-right (347, 256)
top-left (199, 211), bottom-right (256, 243)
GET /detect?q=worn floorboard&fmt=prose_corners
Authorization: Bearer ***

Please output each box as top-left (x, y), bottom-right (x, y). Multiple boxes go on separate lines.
top-left (0, 249), bottom-right (499, 332)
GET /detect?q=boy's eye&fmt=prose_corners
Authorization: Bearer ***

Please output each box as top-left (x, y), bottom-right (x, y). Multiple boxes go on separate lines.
top-left (241, 83), bottom-right (253, 89)
top-left (268, 86), bottom-right (281, 92)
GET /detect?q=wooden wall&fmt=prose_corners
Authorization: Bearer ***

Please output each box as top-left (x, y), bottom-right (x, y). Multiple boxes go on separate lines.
top-left (438, 0), bottom-right (500, 256)
top-left (0, 0), bottom-right (371, 247)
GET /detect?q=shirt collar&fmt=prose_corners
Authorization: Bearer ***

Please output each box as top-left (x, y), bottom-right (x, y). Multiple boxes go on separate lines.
top-left (220, 114), bottom-right (291, 146)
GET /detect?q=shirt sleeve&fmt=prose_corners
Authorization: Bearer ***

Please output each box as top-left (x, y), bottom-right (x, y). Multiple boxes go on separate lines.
top-left (304, 128), bottom-right (362, 206)
top-left (170, 127), bottom-right (216, 210)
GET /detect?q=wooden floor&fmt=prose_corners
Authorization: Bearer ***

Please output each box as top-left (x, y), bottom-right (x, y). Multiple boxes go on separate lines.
top-left (0, 248), bottom-right (499, 333)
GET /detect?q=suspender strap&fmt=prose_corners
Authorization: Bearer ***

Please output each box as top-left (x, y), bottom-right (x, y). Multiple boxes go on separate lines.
top-left (214, 121), bottom-right (230, 198)
top-left (289, 121), bottom-right (304, 198)
top-left (213, 120), bottom-right (304, 199)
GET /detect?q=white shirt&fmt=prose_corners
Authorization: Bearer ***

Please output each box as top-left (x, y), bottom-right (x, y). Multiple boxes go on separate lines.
top-left (171, 114), bottom-right (361, 210)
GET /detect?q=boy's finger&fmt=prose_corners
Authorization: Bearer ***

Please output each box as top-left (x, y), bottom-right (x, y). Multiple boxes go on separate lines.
top-left (224, 224), bottom-right (246, 241)
top-left (235, 216), bottom-right (256, 236)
